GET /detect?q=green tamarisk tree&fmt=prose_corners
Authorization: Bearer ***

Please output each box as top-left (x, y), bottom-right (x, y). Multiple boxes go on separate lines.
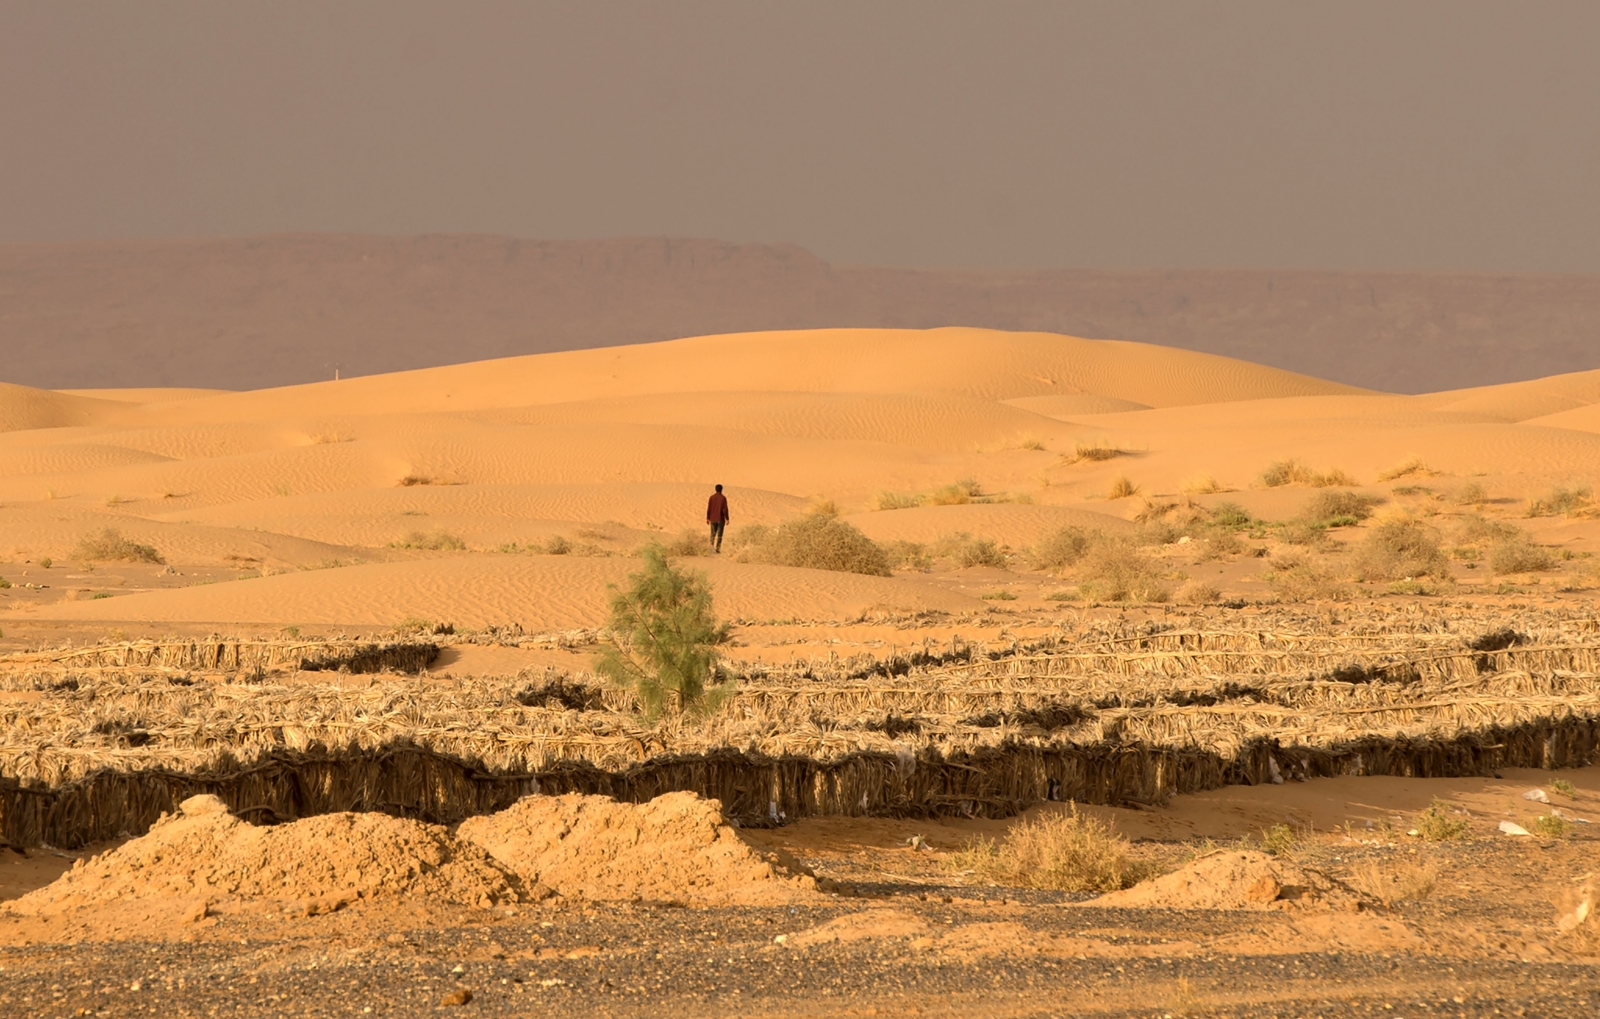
top-left (594, 546), bottom-right (731, 718)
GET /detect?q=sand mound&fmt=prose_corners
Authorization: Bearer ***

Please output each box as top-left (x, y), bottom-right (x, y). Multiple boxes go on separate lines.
top-left (7, 795), bottom-right (522, 917)
top-left (457, 791), bottom-right (820, 906)
top-left (1090, 851), bottom-right (1366, 912)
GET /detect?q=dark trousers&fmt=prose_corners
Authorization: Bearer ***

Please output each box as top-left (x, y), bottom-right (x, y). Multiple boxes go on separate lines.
top-left (709, 521), bottom-right (726, 551)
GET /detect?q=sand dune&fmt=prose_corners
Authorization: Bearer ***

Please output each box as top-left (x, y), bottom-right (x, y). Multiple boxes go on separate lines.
top-left (4, 326), bottom-right (1599, 634)
top-left (41, 556), bottom-right (981, 629)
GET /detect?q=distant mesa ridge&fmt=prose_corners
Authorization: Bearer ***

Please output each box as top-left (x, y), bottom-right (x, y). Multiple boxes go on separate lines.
top-left (2, 233), bottom-right (1597, 394)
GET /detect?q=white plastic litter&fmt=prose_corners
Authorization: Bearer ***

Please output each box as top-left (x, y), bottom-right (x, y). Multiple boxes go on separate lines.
top-left (1498, 820), bottom-right (1532, 836)
top-left (1522, 789), bottom-right (1550, 803)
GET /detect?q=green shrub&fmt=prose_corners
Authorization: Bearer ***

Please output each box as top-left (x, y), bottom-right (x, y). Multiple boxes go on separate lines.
top-left (1209, 502), bottom-right (1254, 530)
top-left (594, 547), bottom-right (731, 719)
top-left (1532, 813), bottom-right (1572, 838)
top-left (741, 514), bottom-right (891, 576)
top-left (1349, 519), bottom-right (1452, 583)
top-left (1550, 778), bottom-right (1578, 797)
top-left (945, 805), bottom-right (1153, 892)
top-left (1490, 540), bottom-right (1556, 575)
top-left (0, 578), bottom-right (9, 590)
top-left (1414, 798), bottom-right (1470, 841)
top-left (1260, 823), bottom-right (1298, 856)
top-left (74, 529), bottom-right (164, 564)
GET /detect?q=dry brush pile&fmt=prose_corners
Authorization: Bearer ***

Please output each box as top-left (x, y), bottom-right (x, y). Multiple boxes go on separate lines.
top-left (1, 607), bottom-right (1597, 848)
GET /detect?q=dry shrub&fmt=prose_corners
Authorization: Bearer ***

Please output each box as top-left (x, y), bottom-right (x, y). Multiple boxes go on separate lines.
top-left (946, 805), bottom-right (1153, 892)
top-left (1278, 520), bottom-right (1332, 547)
top-left (1107, 475), bottom-right (1139, 499)
top-left (74, 529), bottom-right (164, 564)
top-left (1377, 456), bottom-right (1440, 482)
top-left (1196, 530), bottom-right (1246, 560)
top-left (928, 479), bottom-right (984, 506)
top-left (1182, 475), bottom-right (1228, 494)
top-left (882, 539), bottom-right (932, 571)
top-left (1527, 485), bottom-right (1595, 518)
top-left (543, 535), bottom-right (572, 556)
top-left (1532, 813), bottom-right (1572, 838)
top-left (391, 530), bottom-right (467, 551)
top-left (740, 514), bottom-right (891, 576)
top-left (1067, 441), bottom-right (1128, 464)
top-left (1452, 482), bottom-right (1489, 506)
top-left (931, 532), bottom-right (1007, 569)
top-left (1258, 459), bottom-right (1358, 488)
top-left (1033, 526), bottom-right (1092, 572)
top-left (806, 497), bottom-right (840, 517)
top-left (1077, 538), bottom-right (1172, 602)
top-left (875, 491), bottom-right (923, 511)
top-left (1349, 519), bottom-right (1452, 583)
top-left (1302, 490), bottom-right (1382, 524)
top-left (1490, 539), bottom-right (1556, 575)
top-left (1173, 580), bottom-right (1220, 605)
top-left (1019, 438), bottom-right (1047, 451)
top-left (1345, 858), bottom-right (1440, 907)
top-left (1263, 560), bottom-right (1353, 602)
top-left (1453, 514), bottom-right (1523, 545)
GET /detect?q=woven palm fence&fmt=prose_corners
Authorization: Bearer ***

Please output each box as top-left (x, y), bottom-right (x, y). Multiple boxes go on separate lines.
top-left (1, 610), bottom-right (1597, 848)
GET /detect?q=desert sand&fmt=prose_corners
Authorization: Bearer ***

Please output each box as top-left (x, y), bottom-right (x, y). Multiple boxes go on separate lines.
top-left (2, 326), bottom-right (1598, 1016)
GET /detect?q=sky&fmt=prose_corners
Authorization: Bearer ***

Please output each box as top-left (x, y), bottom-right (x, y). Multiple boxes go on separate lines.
top-left (2, 1), bottom-right (1598, 271)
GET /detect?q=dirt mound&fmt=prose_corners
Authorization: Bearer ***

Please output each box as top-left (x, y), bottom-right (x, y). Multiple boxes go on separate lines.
top-left (456, 791), bottom-right (820, 906)
top-left (1089, 851), bottom-right (1366, 911)
top-left (6, 794), bottom-right (522, 917)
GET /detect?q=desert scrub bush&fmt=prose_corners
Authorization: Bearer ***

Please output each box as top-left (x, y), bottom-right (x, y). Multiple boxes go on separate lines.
top-left (74, 529), bottom-right (164, 564)
top-left (1258, 459), bottom-right (1358, 488)
top-left (1413, 798), bottom-right (1470, 841)
top-left (979, 589), bottom-right (1017, 601)
top-left (1259, 823), bottom-right (1298, 856)
top-left (882, 540), bottom-right (932, 571)
top-left (594, 546), bottom-right (731, 719)
top-left (1207, 502), bottom-right (1255, 530)
top-left (1490, 539), bottom-right (1555, 575)
top-left (1301, 490), bottom-right (1382, 525)
top-left (1172, 580), bottom-right (1220, 605)
top-left (1263, 560), bottom-right (1353, 602)
top-left (1076, 538), bottom-right (1172, 603)
top-left (1346, 858), bottom-right (1440, 907)
top-left (874, 490), bottom-right (923, 511)
top-left (1550, 778), bottom-right (1578, 797)
top-left (1032, 526), bottom-right (1092, 572)
top-left (1277, 520), bottom-right (1331, 547)
top-left (1452, 514), bottom-right (1523, 545)
top-left (1348, 519), bottom-right (1452, 583)
top-left (1452, 482), bottom-right (1488, 506)
top-left (946, 805), bottom-right (1153, 892)
top-left (930, 532), bottom-right (1008, 569)
top-left (1106, 475), bottom-right (1139, 499)
top-left (1527, 485), bottom-right (1594, 518)
top-left (661, 528), bottom-right (709, 557)
top-left (390, 529), bottom-right (467, 551)
top-left (740, 514), bottom-right (891, 576)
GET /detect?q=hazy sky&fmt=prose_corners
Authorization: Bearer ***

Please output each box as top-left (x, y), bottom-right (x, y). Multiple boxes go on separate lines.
top-left (3, 2), bottom-right (1598, 270)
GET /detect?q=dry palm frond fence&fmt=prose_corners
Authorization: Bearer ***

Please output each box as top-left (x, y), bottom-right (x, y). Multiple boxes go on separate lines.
top-left (1, 620), bottom-right (1598, 848)
top-left (0, 637), bottom-right (439, 679)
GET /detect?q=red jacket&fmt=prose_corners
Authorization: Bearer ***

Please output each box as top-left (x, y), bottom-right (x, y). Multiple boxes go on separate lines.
top-left (706, 492), bottom-right (729, 523)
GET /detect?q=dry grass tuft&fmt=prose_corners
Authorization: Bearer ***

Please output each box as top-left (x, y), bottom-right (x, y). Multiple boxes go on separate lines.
top-left (1349, 519), bottom-right (1453, 584)
top-left (74, 529), bottom-right (164, 564)
top-left (874, 491), bottom-right (924, 511)
top-left (1066, 441), bottom-right (1129, 464)
top-left (391, 530), bottom-right (468, 552)
top-left (928, 478), bottom-right (985, 506)
top-left (947, 805), bottom-right (1153, 892)
top-left (1106, 475), bottom-right (1139, 500)
top-left (1259, 459), bottom-right (1359, 488)
top-left (1527, 485), bottom-right (1596, 519)
top-left (1345, 858), bottom-right (1440, 907)
top-left (1182, 475), bottom-right (1229, 494)
top-left (739, 515), bottom-right (892, 576)
top-left (1452, 482), bottom-right (1489, 506)
top-left (1378, 456), bottom-right (1441, 482)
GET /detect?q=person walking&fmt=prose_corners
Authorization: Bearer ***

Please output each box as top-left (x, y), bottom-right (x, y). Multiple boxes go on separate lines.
top-left (706, 484), bottom-right (730, 553)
